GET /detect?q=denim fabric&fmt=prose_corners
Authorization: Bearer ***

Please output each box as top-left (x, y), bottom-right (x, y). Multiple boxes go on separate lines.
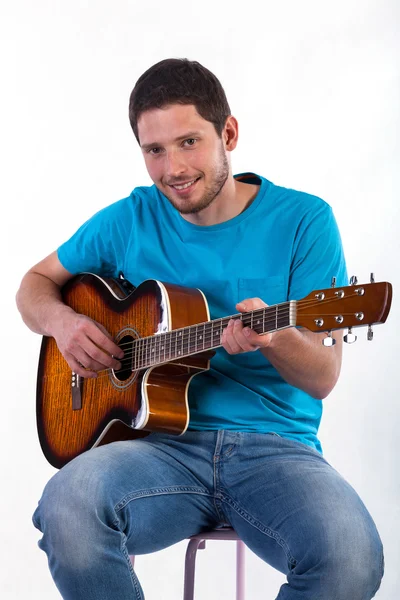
top-left (33, 431), bottom-right (383, 599)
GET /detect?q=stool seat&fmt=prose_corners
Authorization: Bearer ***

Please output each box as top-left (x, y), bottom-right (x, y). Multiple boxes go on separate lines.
top-left (188, 527), bottom-right (241, 541)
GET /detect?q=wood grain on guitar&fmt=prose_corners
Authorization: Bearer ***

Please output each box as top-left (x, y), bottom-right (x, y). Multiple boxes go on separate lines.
top-left (36, 274), bottom-right (392, 468)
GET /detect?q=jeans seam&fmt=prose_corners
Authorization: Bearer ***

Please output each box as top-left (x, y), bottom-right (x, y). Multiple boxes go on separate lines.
top-left (114, 485), bottom-right (211, 512)
top-left (120, 533), bottom-right (143, 600)
top-left (220, 492), bottom-right (297, 566)
top-left (213, 432), bottom-right (227, 522)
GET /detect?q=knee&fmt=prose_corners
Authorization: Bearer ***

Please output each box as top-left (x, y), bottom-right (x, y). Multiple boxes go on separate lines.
top-left (291, 511), bottom-right (384, 599)
top-left (33, 452), bottom-right (118, 566)
top-left (325, 526), bottom-right (384, 598)
top-left (35, 454), bottom-right (101, 525)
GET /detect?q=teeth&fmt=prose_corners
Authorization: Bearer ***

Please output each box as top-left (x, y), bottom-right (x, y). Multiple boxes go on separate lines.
top-left (173, 179), bottom-right (197, 190)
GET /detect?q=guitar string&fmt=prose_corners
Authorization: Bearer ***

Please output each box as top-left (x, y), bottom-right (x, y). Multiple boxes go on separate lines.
top-left (41, 309), bottom-right (363, 383)
top-left (62, 309), bottom-right (354, 384)
top-left (40, 289), bottom-right (370, 380)
top-left (41, 309), bottom-right (293, 380)
top-left (41, 288), bottom-right (369, 381)
top-left (105, 311), bottom-right (360, 369)
top-left (108, 292), bottom-right (363, 351)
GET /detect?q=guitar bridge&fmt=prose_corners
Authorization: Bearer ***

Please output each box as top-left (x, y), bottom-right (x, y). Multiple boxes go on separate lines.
top-left (71, 372), bottom-right (83, 410)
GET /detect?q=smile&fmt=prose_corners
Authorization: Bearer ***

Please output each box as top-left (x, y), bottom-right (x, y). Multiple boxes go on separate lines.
top-left (171, 178), bottom-right (200, 190)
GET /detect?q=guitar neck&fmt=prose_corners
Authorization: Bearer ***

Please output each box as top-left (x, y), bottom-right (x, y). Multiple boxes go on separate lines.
top-left (132, 301), bottom-right (296, 370)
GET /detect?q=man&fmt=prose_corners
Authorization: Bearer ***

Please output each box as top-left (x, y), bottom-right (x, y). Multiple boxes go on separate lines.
top-left (16, 58), bottom-right (383, 599)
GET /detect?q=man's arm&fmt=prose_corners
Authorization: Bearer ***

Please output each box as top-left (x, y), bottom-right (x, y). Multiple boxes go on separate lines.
top-left (221, 297), bottom-right (342, 400)
top-left (16, 251), bottom-right (77, 336)
top-left (16, 251), bottom-right (123, 377)
top-left (259, 325), bottom-right (342, 399)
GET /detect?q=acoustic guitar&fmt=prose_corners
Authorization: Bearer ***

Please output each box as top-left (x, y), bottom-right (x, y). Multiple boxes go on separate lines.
top-left (37, 273), bottom-right (392, 468)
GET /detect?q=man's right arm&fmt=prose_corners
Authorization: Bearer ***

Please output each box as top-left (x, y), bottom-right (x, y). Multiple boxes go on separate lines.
top-left (16, 251), bottom-right (77, 336)
top-left (16, 251), bottom-right (123, 377)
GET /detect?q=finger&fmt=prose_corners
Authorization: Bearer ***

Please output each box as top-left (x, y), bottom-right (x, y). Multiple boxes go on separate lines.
top-left (236, 297), bottom-right (268, 312)
top-left (85, 321), bottom-right (124, 359)
top-left (64, 352), bottom-right (98, 378)
top-left (69, 347), bottom-right (107, 372)
top-left (221, 319), bottom-right (241, 354)
top-left (231, 319), bottom-right (259, 352)
top-left (83, 338), bottom-right (123, 370)
top-left (223, 319), bottom-right (249, 354)
top-left (222, 335), bottom-right (242, 355)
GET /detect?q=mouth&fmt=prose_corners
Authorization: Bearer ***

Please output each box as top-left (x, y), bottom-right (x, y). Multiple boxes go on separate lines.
top-left (169, 177), bottom-right (201, 194)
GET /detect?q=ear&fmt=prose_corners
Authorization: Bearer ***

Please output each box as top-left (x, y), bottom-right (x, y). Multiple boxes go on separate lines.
top-left (223, 115), bottom-right (239, 151)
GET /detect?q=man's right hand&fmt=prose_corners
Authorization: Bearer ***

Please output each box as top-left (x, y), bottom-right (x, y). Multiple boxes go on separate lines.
top-left (16, 251), bottom-right (125, 378)
top-left (52, 309), bottom-right (124, 378)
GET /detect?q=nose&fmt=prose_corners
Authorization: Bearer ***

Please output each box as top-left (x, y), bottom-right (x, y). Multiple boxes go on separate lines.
top-left (165, 149), bottom-right (187, 181)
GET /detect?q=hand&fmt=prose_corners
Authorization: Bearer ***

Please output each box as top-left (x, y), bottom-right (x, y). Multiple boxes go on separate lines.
top-left (52, 309), bottom-right (124, 378)
top-left (221, 297), bottom-right (273, 355)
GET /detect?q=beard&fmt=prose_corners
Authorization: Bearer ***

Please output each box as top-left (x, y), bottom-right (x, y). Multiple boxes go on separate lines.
top-left (161, 143), bottom-right (230, 215)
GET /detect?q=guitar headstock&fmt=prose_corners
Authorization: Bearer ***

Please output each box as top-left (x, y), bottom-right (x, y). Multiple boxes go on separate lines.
top-left (296, 279), bottom-right (392, 340)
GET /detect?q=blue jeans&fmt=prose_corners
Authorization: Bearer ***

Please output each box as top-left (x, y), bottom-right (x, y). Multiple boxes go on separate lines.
top-left (33, 431), bottom-right (383, 599)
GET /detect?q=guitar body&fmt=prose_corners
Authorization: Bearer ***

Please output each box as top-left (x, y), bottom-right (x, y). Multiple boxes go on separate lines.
top-left (37, 274), bottom-right (212, 468)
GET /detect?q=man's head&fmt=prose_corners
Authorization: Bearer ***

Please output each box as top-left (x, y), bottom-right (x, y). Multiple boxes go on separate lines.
top-left (129, 59), bottom-right (239, 216)
top-left (129, 58), bottom-right (231, 144)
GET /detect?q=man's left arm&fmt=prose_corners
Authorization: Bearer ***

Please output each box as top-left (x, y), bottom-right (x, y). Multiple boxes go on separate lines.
top-left (221, 298), bottom-right (342, 400)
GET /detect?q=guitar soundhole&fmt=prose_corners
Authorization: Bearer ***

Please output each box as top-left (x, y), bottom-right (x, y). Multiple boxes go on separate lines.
top-left (114, 335), bottom-right (134, 382)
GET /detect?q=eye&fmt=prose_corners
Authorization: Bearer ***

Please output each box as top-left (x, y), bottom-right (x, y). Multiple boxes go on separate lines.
top-left (147, 147), bottom-right (163, 155)
top-left (183, 138), bottom-right (197, 147)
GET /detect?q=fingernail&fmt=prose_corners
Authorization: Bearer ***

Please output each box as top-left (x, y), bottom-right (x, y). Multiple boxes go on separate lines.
top-left (243, 328), bottom-right (251, 337)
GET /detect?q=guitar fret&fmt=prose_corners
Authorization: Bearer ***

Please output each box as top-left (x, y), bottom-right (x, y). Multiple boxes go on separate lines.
top-left (133, 301), bottom-right (294, 370)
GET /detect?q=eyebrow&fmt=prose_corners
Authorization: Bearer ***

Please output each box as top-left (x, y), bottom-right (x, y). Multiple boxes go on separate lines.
top-left (140, 131), bottom-right (202, 151)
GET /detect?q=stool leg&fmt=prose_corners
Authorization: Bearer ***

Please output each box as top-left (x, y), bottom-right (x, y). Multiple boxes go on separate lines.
top-left (183, 538), bottom-right (206, 600)
top-left (236, 541), bottom-right (245, 600)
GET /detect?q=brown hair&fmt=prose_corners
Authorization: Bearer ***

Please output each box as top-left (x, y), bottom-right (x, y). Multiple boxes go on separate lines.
top-left (129, 58), bottom-right (231, 143)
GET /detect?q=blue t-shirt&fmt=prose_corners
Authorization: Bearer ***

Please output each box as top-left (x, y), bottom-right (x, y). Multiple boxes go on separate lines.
top-left (58, 172), bottom-right (347, 453)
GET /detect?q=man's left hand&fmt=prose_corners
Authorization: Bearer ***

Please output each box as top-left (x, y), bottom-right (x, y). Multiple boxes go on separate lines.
top-left (221, 297), bottom-right (273, 355)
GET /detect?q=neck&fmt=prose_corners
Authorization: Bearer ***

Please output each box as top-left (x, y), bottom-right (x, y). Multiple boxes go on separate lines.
top-left (131, 301), bottom-right (296, 370)
top-left (181, 176), bottom-right (259, 227)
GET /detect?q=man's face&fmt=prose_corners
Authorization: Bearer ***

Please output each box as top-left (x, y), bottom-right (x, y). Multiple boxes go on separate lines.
top-left (138, 104), bottom-right (230, 215)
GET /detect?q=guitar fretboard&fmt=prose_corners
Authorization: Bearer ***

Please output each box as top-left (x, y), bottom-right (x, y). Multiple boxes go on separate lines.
top-left (130, 301), bottom-right (296, 370)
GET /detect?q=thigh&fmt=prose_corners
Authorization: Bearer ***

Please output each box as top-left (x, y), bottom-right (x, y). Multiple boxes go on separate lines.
top-left (34, 432), bottom-right (221, 556)
top-left (218, 433), bottom-right (382, 576)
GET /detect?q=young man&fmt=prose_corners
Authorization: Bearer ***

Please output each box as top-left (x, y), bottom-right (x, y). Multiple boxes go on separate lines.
top-left (16, 58), bottom-right (383, 599)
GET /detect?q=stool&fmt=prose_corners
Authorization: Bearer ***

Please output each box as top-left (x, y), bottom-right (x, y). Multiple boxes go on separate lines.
top-left (130, 527), bottom-right (245, 600)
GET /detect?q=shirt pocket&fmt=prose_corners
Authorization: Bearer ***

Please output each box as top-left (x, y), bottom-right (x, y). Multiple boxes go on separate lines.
top-left (238, 276), bottom-right (286, 306)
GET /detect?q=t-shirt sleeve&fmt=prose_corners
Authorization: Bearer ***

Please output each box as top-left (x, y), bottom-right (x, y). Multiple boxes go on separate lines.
top-left (288, 201), bottom-right (348, 301)
top-left (57, 199), bottom-right (133, 277)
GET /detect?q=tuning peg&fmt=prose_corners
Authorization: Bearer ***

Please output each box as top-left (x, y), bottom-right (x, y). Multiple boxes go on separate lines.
top-left (370, 273), bottom-right (375, 283)
top-left (331, 277), bottom-right (336, 288)
top-left (350, 275), bottom-right (358, 285)
top-left (367, 325), bottom-right (374, 341)
top-left (344, 327), bottom-right (357, 344)
top-left (323, 331), bottom-right (336, 347)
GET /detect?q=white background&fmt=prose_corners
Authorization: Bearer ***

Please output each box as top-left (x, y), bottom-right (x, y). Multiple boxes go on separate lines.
top-left (1, 0), bottom-right (399, 598)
